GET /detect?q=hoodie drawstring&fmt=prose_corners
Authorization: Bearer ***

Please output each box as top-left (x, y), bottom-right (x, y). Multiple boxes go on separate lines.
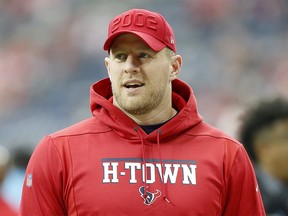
top-left (134, 126), bottom-right (148, 200)
top-left (156, 130), bottom-right (171, 204)
top-left (135, 127), bottom-right (171, 204)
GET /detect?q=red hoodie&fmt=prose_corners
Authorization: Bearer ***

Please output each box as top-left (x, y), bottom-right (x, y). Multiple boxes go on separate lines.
top-left (20, 78), bottom-right (265, 216)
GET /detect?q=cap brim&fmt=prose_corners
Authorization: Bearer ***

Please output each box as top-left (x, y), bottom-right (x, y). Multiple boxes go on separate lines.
top-left (103, 31), bottom-right (166, 52)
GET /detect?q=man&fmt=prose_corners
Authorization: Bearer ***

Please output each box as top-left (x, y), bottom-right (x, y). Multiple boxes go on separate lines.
top-left (239, 98), bottom-right (288, 215)
top-left (20, 9), bottom-right (265, 215)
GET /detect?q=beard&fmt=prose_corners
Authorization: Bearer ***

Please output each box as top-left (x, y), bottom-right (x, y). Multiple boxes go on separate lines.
top-left (112, 81), bottom-right (168, 115)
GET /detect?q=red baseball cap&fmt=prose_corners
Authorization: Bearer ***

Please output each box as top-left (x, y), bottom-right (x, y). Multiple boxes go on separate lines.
top-left (103, 9), bottom-right (176, 52)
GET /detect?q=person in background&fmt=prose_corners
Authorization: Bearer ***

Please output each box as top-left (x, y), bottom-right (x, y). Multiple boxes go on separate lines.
top-left (239, 97), bottom-right (288, 215)
top-left (2, 146), bottom-right (32, 211)
top-left (20, 8), bottom-right (265, 215)
top-left (0, 145), bottom-right (18, 216)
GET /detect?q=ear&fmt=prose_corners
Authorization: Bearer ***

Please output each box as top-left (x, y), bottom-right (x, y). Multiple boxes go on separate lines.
top-left (169, 54), bottom-right (182, 81)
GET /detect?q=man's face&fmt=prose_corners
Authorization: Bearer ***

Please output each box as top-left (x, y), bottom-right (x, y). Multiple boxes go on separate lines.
top-left (255, 119), bottom-right (288, 182)
top-left (105, 34), bottom-right (178, 116)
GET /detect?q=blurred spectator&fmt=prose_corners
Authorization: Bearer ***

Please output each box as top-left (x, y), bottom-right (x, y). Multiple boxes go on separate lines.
top-left (1, 146), bottom-right (32, 211)
top-left (0, 145), bottom-right (18, 216)
top-left (238, 98), bottom-right (288, 215)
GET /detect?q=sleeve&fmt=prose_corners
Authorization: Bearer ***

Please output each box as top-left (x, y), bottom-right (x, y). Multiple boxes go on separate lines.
top-left (222, 144), bottom-right (266, 216)
top-left (19, 136), bottom-right (67, 216)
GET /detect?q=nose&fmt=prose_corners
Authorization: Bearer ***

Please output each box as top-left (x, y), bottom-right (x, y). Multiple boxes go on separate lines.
top-left (123, 55), bottom-right (140, 74)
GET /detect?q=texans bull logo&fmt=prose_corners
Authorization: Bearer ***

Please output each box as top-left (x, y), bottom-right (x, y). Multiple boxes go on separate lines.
top-left (139, 186), bottom-right (162, 205)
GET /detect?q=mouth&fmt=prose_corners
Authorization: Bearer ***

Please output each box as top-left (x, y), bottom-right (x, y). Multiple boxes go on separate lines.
top-left (123, 81), bottom-right (145, 89)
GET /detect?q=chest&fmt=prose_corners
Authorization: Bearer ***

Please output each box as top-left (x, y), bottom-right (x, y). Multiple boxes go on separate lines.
top-left (63, 135), bottom-right (226, 215)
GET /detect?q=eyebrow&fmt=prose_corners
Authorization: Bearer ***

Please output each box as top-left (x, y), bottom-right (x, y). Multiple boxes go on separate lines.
top-left (111, 46), bottom-right (155, 53)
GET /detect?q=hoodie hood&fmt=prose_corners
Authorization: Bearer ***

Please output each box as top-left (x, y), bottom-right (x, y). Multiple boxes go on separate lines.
top-left (90, 77), bottom-right (202, 142)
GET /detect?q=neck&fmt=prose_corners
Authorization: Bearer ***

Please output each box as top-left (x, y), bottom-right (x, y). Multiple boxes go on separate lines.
top-left (125, 106), bottom-right (178, 125)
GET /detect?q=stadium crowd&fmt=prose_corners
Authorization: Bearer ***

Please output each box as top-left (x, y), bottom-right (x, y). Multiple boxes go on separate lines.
top-left (0, 0), bottom-right (288, 213)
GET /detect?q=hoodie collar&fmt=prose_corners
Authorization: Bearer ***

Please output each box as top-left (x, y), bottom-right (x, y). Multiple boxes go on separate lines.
top-left (90, 77), bottom-right (202, 142)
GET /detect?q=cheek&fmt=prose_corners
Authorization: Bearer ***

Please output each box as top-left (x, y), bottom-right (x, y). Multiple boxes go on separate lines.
top-left (149, 75), bottom-right (167, 90)
top-left (270, 146), bottom-right (288, 179)
top-left (107, 64), bottom-right (121, 82)
top-left (265, 146), bottom-right (288, 169)
top-left (273, 146), bottom-right (288, 164)
top-left (109, 75), bottom-right (120, 91)
top-left (150, 66), bottom-right (170, 84)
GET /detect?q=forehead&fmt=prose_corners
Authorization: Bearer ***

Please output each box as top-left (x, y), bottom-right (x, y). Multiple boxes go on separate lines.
top-left (271, 119), bottom-right (288, 134)
top-left (111, 34), bottom-right (152, 51)
top-left (256, 118), bottom-right (288, 142)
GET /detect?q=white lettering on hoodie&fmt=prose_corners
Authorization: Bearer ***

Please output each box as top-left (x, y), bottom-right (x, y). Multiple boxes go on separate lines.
top-left (102, 158), bottom-right (197, 185)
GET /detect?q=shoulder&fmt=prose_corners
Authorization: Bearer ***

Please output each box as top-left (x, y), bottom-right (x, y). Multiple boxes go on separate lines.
top-left (187, 121), bottom-right (241, 146)
top-left (185, 121), bottom-right (246, 165)
top-left (30, 117), bottom-right (112, 161)
top-left (49, 116), bottom-right (112, 139)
